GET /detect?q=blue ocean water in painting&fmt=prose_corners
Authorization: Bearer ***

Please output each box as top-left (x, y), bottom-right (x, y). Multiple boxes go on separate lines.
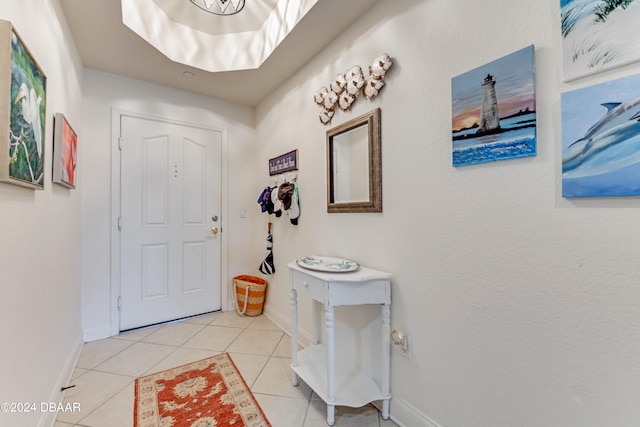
top-left (563, 163), bottom-right (640, 197)
top-left (452, 113), bottom-right (536, 166)
top-left (562, 120), bottom-right (640, 197)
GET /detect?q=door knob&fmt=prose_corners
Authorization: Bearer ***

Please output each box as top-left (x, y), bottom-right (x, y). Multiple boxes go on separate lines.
top-left (210, 227), bottom-right (219, 234)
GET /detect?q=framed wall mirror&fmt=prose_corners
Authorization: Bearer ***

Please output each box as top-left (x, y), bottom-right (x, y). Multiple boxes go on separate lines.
top-left (327, 108), bottom-right (381, 213)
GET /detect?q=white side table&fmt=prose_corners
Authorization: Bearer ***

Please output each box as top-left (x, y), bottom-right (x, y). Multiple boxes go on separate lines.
top-left (288, 261), bottom-right (392, 426)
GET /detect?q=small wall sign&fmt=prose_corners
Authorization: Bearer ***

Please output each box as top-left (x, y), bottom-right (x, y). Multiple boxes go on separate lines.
top-left (269, 149), bottom-right (298, 175)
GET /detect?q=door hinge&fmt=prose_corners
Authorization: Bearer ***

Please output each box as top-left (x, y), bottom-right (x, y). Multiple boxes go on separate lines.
top-left (117, 216), bottom-right (122, 231)
top-left (117, 296), bottom-right (122, 310)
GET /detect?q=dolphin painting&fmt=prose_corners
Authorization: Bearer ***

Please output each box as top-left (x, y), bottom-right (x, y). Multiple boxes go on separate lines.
top-left (562, 97), bottom-right (640, 179)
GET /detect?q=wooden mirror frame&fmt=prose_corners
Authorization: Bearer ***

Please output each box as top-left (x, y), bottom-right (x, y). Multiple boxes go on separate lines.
top-left (326, 108), bottom-right (381, 213)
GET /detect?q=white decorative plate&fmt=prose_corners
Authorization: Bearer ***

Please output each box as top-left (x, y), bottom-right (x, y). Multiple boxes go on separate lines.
top-left (296, 256), bottom-right (359, 272)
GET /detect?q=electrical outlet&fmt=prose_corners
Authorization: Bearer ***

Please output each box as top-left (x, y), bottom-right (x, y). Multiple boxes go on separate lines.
top-left (392, 330), bottom-right (412, 360)
top-left (400, 335), bottom-right (411, 360)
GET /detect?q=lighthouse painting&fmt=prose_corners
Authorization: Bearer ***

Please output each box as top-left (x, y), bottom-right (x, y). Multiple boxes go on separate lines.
top-left (451, 45), bottom-right (536, 167)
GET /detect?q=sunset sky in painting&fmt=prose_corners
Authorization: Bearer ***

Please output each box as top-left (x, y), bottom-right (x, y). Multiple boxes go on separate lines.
top-left (452, 45), bottom-right (535, 132)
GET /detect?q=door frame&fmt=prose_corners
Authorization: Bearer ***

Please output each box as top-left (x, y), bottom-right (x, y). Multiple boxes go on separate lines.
top-left (109, 108), bottom-right (229, 336)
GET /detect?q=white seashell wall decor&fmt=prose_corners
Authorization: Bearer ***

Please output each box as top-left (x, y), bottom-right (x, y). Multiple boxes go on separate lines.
top-left (330, 74), bottom-right (347, 93)
top-left (346, 66), bottom-right (365, 96)
top-left (369, 53), bottom-right (392, 79)
top-left (323, 90), bottom-right (338, 110)
top-left (339, 91), bottom-right (356, 111)
top-left (315, 53), bottom-right (393, 125)
top-left (319, 109), bottom-right (335, 125)
top-left (363, 77), bottom-right (384, 100)
top-left (314, 87), bottom-right (328, 105)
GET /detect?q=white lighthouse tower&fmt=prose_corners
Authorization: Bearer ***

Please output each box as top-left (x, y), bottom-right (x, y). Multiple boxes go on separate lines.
top-left (478, 74), bottom-right (500, 133)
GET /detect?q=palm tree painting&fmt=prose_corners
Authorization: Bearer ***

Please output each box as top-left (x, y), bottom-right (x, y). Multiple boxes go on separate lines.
top-left (562, 0), bottom-right (640, 80)
top-left (1, 21), bottom-right (46, 189)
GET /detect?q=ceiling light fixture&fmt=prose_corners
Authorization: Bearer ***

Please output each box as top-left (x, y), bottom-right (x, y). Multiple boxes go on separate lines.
top-left (189, 0), bottom-right (245, 16)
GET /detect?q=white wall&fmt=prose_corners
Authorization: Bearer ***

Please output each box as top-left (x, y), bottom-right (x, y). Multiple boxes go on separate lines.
top-left (80, 70), bottom-right (261, 340)
top-left (256, 1), bottom-right (640, 426)
top-left (0, 1), bottom-right (84, 426)
top-left (5, 1), bottom-right (639, 426)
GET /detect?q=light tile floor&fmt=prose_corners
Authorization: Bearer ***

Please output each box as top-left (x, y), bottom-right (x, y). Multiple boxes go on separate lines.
top-left (55, 311), bottom-right (399, 427)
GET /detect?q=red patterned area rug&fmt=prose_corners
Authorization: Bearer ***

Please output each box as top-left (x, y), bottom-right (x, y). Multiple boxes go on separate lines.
top-left (134, 353), bottom-right (271, 427)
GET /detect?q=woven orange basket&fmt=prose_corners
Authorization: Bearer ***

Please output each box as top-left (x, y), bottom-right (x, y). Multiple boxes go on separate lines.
top-left (233, 275), bottom-right (267, 316)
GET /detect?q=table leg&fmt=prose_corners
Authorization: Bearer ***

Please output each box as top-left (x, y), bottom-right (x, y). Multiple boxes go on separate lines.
top-left (326, 305), bottom-right (335, 425)
top-left (312, 300), bottom-right (320, 344)
top-left (290, 288), bottom-right (299, 386)
top-left (381, 303), bottom-right (391, 419)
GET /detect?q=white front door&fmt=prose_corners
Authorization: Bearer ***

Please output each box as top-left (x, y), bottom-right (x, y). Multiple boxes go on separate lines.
top-left (119, 116), bottom-right (222, 330)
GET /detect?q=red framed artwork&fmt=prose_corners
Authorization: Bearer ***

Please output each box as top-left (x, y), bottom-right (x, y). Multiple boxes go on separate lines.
top-left (52, 113), bottom-right (77, 188)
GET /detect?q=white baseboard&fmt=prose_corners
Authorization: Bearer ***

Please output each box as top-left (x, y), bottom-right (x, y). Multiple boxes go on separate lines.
top-left (381, 398), bottom-right (441, 427)
top-left (262, 306), bottom-right (289, 333)
top-left (83, 324), bottom-right (112, 342)
top-left (38, 329), bottom-right (84, 427)
top-left (224, 295), bottom-right (236, 312)
top-left (263, 306), bottom-right (312, 347)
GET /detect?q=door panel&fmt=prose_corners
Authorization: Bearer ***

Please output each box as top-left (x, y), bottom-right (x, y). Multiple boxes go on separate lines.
top-left (119, 116), bottom-right (222, 330)
top-left (142, 244), bottom-right (168, 299)
top-left (142, 136), bottom-right (169, 226)
top-left (183, 242), bottom-right (205, 293)
top-left (184, 138), bottom-right (206, 225)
